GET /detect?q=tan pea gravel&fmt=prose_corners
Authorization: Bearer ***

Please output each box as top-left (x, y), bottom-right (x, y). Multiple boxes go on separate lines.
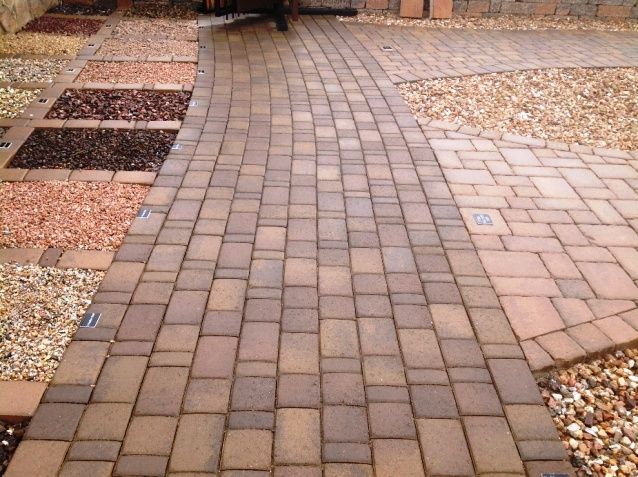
top-left (75, 60), bottom-right (196, 84)
top-left (0, 33), bottom-right (85, 56)
top-left (539, 349), bottom-right (638, 476)
top-left (0, 263), bottom-right (104, 382)
top-left (0, 58), bottom-right (67, 83)
top-left (0, 88), bottom-right (41, 118)
top-left (0, 181), bottom-right (148, 251)
top-left (97, 38), bottom-right (198, 58)
top-left (114, 18), bottom-right (198, 40)
top-left (339, 11), bottom-right (638, 32)
top-left (399, 67), bottom-right (638, 150)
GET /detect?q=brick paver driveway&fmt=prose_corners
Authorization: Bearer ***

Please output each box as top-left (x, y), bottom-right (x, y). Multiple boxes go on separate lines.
top-left (10, 15), bottom-right (638, 477)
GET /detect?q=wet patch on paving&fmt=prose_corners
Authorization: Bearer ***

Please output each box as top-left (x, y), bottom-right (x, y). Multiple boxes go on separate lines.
top-left (22, 16), bottom-right (104, 37)
top-left (10, 129), bottom-right (176, 171)
top-left (0, 181), bottom-right (148, 251)
top-left (46, 89), bottom-right (191, 121)
top-left (75, 60), bottom-right (197, 84)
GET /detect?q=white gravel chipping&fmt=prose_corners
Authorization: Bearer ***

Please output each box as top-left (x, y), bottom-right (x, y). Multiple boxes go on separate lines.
top-left (0, 263), bottom-right (104, 382)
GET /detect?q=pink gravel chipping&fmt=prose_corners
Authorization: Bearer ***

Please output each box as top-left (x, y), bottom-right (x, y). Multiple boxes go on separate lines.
top-left (0, 181), bottom-right (148, 251)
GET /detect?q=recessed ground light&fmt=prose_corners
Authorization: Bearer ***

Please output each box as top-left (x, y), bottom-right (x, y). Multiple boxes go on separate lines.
top-left (473, 213), bottom-right (493, 225)
top-left (171, 143), bottom-right (183, 150)
top-left (381, 45), bottom-right (394, 51)
top-left (541, 474), bottom-right (570, 477)
top-left (105, 24), bottom-right (112, 27)
top-left (189, 100), bottom-right (198, 107)
top-left (0, 142), bottom-right (12, 149)
top-left (66, 68), bottom-right (76, 73)
top-left (80, 311), bottom-right (101, 328)
top-left (87, 43), bottom-right (96, 47)
top-left (197, 69), bottom-right (205, 75)
top-left (37, 98), bottom-right (49, 104)
top-left (199, 45), bottom-right (207, 49)
top-left (137, 208), bottom-right (151, 219)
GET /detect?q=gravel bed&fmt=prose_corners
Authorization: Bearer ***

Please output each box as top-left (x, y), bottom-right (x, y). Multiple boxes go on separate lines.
top-left (97, 38), bottom-right (197, 58)
top-left (0, 263), bottom-right (104, 382)
top-left (123, 3), bottom-right (198, 19)
top-left (23, 16), bottom-right (104, 36)
top-left (339, 11), bottom-right (638, 31)
top-left (75, 60), bottom-right (196, 84)
top-left (0, 88), bottom-right (41, 119)
top-left (0, 58), bottom-right (67, 83)
top-left (47, 89), bottom-right (191, 121)
top-left (0, 181), bottom-right (148, 251)
top-left (400, 67), bottom-right (638, 150)
top-left (1, 419), bottom-right (28, 475)
top-left (539, 349), bottom-right (638, 476)
top-left (113, 18), bottom-right (198, 40)
top-left (47, 3), bottom-right (114, 16)
top-left (0, 33), bottom-right (85, 56)
top-left (11, 128), bottom-right (176, 172)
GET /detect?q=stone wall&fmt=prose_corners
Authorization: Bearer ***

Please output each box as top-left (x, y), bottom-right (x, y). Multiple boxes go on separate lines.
top-left (453, 0), bottom-right (638, 17)
top-left (0, 0), bottom-right (60, 33)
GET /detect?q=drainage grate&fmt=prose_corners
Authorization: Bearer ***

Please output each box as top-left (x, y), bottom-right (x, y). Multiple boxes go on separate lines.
top-left (137, 208), bottom-right (151, 219)
top-left (0, 142), bottom-right (11, 149)
top-left (80, 311), bottom-right (101, 328)
top-left (473, 213), bottom-right (493, 226)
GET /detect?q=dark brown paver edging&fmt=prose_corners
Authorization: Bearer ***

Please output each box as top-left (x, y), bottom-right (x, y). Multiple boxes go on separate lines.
top-left (0, 248), bottom-right (115, 270)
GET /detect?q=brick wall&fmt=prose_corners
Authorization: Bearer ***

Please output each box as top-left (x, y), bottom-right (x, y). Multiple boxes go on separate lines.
top-left (453, 0), bottom-right (637, 17)
top-left (0, 0), bottom-right (60, 33)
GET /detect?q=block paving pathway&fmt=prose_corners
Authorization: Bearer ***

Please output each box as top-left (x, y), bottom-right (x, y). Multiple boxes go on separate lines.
top-left (8, 14), bottom-right (638, 477)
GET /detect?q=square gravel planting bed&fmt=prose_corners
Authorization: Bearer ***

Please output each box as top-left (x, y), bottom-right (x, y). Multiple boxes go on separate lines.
top-left (0, 181), bottom-right (148, 251)
top-left (46, 89), bottom-right (191, 121)
top-left (123, 3), bottom-right (198, 19)
top-left (75, 61), bottom-right (196, 84)
top-left (48, 3), bottom-right (114, 16)
top-left (0, 88), bottom-right (41, 119)
top-left (10, 129), bottom-right (176, 172)
top-left (97, 38), bottom-right (198, 58)
top-left (0, 59), bottom-right (67, 83)
top-left (0, 33), bottom-right (85, 56)
top-left (113, 18), bottom-right (198, 40)
top-left (0, 263), bottom-right (104, 382)
top-left (23, 16), bottom-right (104, 36)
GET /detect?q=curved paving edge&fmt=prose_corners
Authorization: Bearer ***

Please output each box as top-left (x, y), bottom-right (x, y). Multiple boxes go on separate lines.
top-left (13, 14), bottom-right (634, 477)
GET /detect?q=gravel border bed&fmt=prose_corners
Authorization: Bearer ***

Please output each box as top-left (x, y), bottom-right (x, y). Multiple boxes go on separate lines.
top-left (539, 349), bottom-right (638, 476)
top-left (0, 33), bottom-right (85, 56)
top-left (0, 88), bottom-right (41, 119)
top-left (0, 181), bottom-right (148, 251)
top-left (123, 3), bottom-right (198, 19)
top-left (339, 11), bottom-right (638, 31)
top-left (0, 418), bottom-right (28, 476)
top-left (399, 67), bottom-right (638, 150)
top-left (22, 16), bottom-right (104, 36)
top-left (0, 263), bottom-right (104, 382)
top-left (97, 38), bottom-right (198, 58)
top-left (46, 89), bottom-right (191, 121)
top-left (75, 61), bottom-right (197, 84)
top-left (113, 18), bottom-right (198, 40)
top-left (11, 128), bottom-right (176, 172)
top-left (0, 58), bottom-right (67, 83)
